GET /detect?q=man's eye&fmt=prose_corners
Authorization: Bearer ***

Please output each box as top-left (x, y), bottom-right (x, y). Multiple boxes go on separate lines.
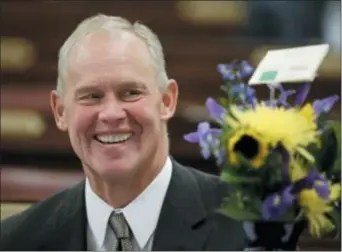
top-left (123, 90), bottom-right (141, 99)
top-left (81, 93), bottom-right (103, 100)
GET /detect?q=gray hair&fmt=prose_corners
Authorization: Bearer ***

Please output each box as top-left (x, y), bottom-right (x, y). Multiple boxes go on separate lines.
top-left (57, 14), bottom-right (169, 94)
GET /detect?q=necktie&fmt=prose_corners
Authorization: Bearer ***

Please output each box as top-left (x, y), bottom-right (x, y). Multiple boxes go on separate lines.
top-left (109, 212), bottom-right (134, 251)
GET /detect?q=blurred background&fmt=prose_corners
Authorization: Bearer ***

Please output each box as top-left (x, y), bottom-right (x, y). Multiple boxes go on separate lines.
top-left (1, 1), bottom-right (341, 249)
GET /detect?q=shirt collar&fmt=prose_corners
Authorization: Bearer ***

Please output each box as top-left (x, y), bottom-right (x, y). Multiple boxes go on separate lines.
top-left (85, 178), bottom-right (113, 249)
top-left (85, 156), bottom-right (173, 249)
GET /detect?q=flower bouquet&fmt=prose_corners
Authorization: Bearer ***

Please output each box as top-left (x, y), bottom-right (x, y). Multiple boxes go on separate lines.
top-left (184, 60), bottom-right (341, 249)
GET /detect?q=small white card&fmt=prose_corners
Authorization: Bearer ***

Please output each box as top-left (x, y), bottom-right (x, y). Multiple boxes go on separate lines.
top-left (248, 44), bottom-right (330, 86)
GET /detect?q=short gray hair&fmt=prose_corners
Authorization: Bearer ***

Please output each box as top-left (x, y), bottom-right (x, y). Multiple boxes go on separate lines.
top-left (57, 14), bottom-right (169, 94)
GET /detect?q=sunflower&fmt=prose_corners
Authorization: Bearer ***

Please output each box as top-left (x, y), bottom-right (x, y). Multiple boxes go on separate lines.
top-left (225, 103), bottom-right (319, 155)
top-left (298, 183), bottom-right (341, 237)
top-left (227, 128), bottom-right (268, 168)
top-left (289, 156), bottom-right (341, 237)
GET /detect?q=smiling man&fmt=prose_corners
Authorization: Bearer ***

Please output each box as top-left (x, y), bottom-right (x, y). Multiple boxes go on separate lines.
top-left (53, 27), bottom-right (176, 210)
top-left (0, 14), bottom-right (250, 251)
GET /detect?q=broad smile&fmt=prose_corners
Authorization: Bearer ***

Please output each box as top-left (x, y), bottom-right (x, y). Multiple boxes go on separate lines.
top-left (94, 133), bottom-right (133, 145)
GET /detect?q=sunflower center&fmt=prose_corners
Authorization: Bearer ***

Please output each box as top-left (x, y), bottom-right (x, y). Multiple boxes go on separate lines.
top-left (233, 135), bottom-right (259, 159)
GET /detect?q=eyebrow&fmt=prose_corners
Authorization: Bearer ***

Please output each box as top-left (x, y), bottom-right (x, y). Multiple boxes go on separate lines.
top-left (119, 81), bottom-right (147, 90)
top-left (74, 81), bottom-right (147, 95)
top-left (74, 85), bottom-right (100, 96)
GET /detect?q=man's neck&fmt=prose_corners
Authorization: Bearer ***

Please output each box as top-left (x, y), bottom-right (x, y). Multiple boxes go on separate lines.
top-left (86, 154), bottom-right (168, 208)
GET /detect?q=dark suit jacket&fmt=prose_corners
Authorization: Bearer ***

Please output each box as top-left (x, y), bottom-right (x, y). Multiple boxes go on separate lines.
top-left (0, 160), bottom-right (248, 251)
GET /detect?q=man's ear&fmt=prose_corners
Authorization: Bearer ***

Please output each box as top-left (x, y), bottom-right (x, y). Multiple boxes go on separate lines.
top-left (160, 79), bottom-right (178, 121)
top-left (50, 90), bottom-right (68, 131)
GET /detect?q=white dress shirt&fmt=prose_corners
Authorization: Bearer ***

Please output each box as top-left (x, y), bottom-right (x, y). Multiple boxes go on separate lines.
top-left (85, 157), bottom-right (173, 251)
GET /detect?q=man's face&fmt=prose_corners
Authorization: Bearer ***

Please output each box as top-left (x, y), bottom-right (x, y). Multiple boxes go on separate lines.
top-left (51, 31), bottom-right (178, 180)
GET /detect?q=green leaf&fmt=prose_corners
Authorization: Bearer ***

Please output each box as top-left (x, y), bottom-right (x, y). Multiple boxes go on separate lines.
top-left (317, 112), bottom-right (331, 127)
top-left (328, 121), bottom-right (341, 173)
top-left (220, 171), bottom-right (261, 184)
top-left (261, 150), bottom-right (284, 184)
top-left (218, 97), bottom-right (230, 109)
top-left (315, 121), bottom-right (341, 175)
top-left (327, 208), bottom-right (341, 239)
top-left (236, 153), bottom-right (255, 169)
top-left (221, 127), bottom-right (234, 141)
top-left (329, 121), bottom-right (341, 144)
top-left (220, 87), bottom-right (230, 99)
top-left (218, 194), bottom-right (261, 220)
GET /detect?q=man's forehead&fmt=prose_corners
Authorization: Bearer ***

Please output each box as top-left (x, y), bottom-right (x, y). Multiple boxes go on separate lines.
top-left (69, 30), bottom-right (150, 63)
top-left (63, 30), bottom-right (157, 89)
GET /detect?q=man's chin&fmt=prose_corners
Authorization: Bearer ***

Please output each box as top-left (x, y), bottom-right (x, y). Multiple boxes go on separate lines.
top-left (92, 163), bottom-right (136, 180)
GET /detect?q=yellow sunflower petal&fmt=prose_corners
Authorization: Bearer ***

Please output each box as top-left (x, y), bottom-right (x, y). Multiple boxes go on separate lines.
top-left (308, 214), bottom-right (335, 237)
top-left (230, 103), bottom-right (318, 152)
top-left (290, 160), bottom-right (309, 182)
top-left (224, 115), bottom-right (239, 129)
top-left (300, 103), bottom-right (316, 126)
top-left (329, 183), bottom-right (341, 201)
top-left (295, 146), bottom-right (315, 164)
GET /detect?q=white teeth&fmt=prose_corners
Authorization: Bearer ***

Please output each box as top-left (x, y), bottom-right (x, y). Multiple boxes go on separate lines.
top-left (96, 133), bottom-right (132, 144)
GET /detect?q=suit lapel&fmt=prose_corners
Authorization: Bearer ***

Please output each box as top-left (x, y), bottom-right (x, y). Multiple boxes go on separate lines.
top-left (39, 181), bottom-right (87, 251)
top-left (36, 162), bottom-right (228, 251)
top-left (153, 161), bottom-right (215, 251)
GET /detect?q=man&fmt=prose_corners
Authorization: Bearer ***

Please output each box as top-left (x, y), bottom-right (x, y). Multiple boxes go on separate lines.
top-left (1, 14), bottom-right (265, 251)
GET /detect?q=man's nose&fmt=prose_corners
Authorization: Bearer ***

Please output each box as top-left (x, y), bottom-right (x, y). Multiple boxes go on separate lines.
top-left (98, 98), bottom-right (127, 122)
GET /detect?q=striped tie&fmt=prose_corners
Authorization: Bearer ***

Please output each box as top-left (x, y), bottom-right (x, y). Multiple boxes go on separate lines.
top-left (109, 212), bottom-right (134, 251)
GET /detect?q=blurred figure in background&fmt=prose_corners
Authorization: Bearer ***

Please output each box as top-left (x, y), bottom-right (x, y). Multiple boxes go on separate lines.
top-left (322, 0), bottom-right (341, 54)
top-left (244, 0), bottom-right (335, 45)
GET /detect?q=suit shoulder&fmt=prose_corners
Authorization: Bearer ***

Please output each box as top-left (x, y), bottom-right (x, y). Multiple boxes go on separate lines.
top-left (180, 164), bottom-right (231, 206)
top-left (180, 165), bottom-right (248, 249)
top-left (185, 165), bottom-right (229, 190)
top-left (187, 166), bottom-right (221, 185)
top-left (0, 182), bottom-right (83, 247)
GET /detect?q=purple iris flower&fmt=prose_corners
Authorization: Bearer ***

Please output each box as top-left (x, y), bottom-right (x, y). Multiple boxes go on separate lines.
top-left (213, 148), bottom-right (226, 166)
top-left (262, 169), bottom-right (330, 220)
top-left (295, 82), bottom-right (311, 106)
top-left (313, 95), bottom-right (339, 116)
top-left (231, 83), bottom-right (256, 98)
top-left (230, 83), bottom-right (257, 107)
top-left (217, 64), bottom-right (235, 81)
top-left (217, 61), bottom-right (254, 81)
top-left (264, 84), bottom-right (296, 108)
top-left (183, 122), bottom-right (222, 160)
top-left (263, 100), bottom-right (278, 108)
top-left (277, 84), bottom-right (296, 107)
top-left (262, 186), bottom-right (296, 220)
top-left (239, 60), bottom-right (254, 78)
top-left (303, 170), bottom-right (330, 200)
top-left (205, 97), bottom-right (226, 121)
